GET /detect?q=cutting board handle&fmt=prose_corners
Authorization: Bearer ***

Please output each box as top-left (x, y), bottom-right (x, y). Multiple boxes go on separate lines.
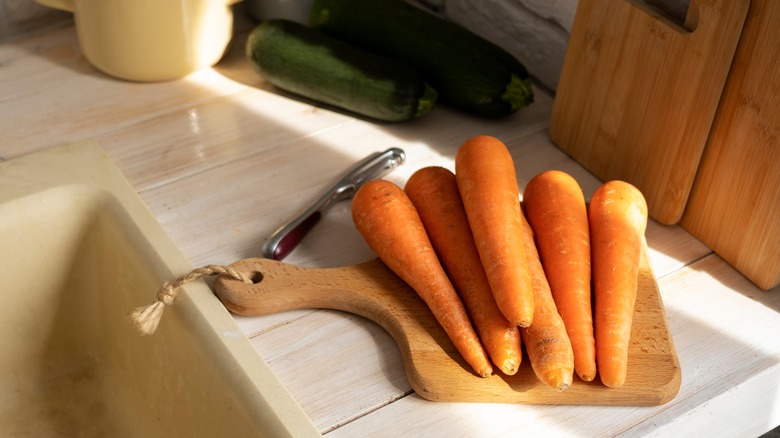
top-left (626, 0), bottom-right (702, 32)
top-left (214, 257), bottom-right (410, 318)
top-left (684, 0), bottom-right (701, 31)
top-left (212, 257), bottom-right (445, 372)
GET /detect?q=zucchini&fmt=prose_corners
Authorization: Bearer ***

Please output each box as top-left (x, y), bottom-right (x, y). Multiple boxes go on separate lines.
top-left (309, 0), bottom-right (534, 118)
top-left (245, 19), bottom-right (437, 122)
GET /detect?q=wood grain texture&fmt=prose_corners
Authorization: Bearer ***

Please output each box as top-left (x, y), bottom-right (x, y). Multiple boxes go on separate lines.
top-left (550, 0), bottom-right (749, 224)
top-left (680, 0), bottom-right (780, 290)
top-left (214, 246), bottom-right (680, 406)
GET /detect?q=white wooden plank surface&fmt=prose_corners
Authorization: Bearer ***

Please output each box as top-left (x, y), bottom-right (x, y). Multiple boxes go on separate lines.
top-left (1, 20), bottom-right (778, 438)
top-left (98, 88), bottom-right (355, 191)
top-left (250, 310), bottom-right (411, 433)
top-left (0, 27), bottom-right (247, 158)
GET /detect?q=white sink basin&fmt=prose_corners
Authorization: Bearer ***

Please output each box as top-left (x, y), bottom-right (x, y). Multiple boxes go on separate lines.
top-left (0, 142), bottom-right (319, 437)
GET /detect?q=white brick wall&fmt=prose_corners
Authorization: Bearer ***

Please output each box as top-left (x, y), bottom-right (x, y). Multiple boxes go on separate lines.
top-left (444, 0), bottom-right (575, 91)
top-left (419, 0), bottom-right (689, 91)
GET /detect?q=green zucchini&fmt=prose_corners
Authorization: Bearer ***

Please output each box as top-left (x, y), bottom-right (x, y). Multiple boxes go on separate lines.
top-left (245, 19), bottom-right (436, 122)
top-left (310, 0), bottom-right (534, 118)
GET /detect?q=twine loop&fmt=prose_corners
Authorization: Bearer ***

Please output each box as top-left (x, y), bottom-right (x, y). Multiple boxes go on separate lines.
top-left (131, 265), bottom-right (254, 335)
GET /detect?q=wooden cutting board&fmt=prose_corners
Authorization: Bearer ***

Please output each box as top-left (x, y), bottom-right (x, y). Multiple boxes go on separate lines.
top-left (214, 247), bottom-right (681, 405)
top-left (681, 0), bottom-right (780, 290)
top-left (550, 0), bottom-right (749, 224)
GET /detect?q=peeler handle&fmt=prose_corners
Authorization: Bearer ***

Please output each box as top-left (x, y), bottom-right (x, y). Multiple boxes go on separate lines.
top-left (262, 147), bottom-right (406, 260)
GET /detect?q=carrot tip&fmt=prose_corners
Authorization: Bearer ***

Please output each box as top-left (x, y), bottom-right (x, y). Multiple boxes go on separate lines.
top-left (478, 368), bottom-right (493, 379)
top-left (543, 370), bottom-right (573, 392)
top-left (500, 360), bottom-right (519, 376)
top-left (578, 372), bottom-right (596, 382)
top-left (600, 378), bottom-right (625, 388)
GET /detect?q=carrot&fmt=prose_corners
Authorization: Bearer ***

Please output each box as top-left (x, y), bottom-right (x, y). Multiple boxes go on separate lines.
top-left (405, 166), bottom-right (523, 375)
top-left (454, 135), bottom-right (534, 327)
top-left (589, 180), bottom-right (648, 388)
top-left (351, 179), bottom-right (493, 378)
top-left (518, 212), bottom-right (575, 391)
top-left (523, 170), bottom-right (596, 382)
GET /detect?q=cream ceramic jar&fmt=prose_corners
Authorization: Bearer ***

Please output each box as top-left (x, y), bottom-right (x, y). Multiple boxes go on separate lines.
top-left (35, 0), bottom-right (243, 82)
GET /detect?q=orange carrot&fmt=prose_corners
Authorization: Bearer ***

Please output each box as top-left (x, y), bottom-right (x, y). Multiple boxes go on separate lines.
top-left (589, 180), bottom-right (648, 388)
top-left (523, 170), bottom-right (596, 382)
top-left (518, 212), bottom-right (575, 391)
top-left (454, 135), bottom-right (534, 327)
top-left (405, 166), bottom-right (523, 375)
top-left (351, 179), bottom-right (492, 378)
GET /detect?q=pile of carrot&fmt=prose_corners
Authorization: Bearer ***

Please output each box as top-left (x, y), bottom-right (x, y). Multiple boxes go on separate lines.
top-left (351, 135), bottom-right (648, 390)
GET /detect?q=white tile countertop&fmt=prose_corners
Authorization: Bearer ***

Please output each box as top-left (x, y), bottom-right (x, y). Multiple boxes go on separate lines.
top-left (1, 16), bottom-right (778, 438)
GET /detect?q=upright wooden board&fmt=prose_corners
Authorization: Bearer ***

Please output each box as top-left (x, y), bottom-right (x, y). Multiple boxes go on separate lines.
top-left (214, 247), bottom-right (681, 405)
top-left (550, 0), bottom-right (749, 224)
top-left (680, 0), bottom-right (780, 290)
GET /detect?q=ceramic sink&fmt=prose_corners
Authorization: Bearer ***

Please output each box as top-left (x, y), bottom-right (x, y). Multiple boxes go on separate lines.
top-left (0, 141), bottom-right (319, 437)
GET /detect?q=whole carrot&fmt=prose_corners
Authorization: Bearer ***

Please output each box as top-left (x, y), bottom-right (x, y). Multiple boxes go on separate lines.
top-left (589, 180), bottom-right (648, 388)
top-left (405, 166), bottom-right (523, 375)
top-left (455, 135), bottom-right (534, 327)
top-left (351, 179), bottom-right (493, 378)
top-left (523, 170), bottom-right (596, 382)
top-left (518, 212), bottom-right (575, 391)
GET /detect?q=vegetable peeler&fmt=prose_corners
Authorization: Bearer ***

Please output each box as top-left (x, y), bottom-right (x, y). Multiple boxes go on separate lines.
top-left (262, 147), bottom-right (406, 260)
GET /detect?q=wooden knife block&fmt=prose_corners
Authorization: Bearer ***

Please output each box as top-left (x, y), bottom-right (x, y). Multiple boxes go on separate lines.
top-left (680, 0), bottom-right (780, 291)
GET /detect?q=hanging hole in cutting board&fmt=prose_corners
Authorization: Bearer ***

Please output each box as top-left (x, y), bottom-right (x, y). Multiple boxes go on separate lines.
top-left (627, 0), bottom-right (699, 32)
top-left (248, 271), bottom-right (264, 284)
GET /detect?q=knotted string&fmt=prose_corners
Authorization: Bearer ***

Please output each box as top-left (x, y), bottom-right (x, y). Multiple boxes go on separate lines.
top-left (131, 265), bottom-right (253, 335)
